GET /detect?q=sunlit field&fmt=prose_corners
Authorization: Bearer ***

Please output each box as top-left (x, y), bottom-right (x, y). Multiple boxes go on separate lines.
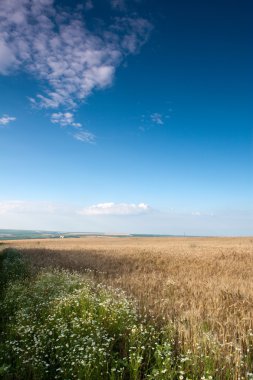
top-left (1, 237), bottom-right (253, 379)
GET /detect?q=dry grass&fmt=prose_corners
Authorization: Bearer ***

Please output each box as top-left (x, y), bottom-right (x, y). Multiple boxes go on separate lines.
top-left (2, 236), bottom-right (253, 375)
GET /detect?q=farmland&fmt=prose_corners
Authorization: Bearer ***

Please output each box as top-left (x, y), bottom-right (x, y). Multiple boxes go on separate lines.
top-left (1, 237), bottom-right (253, 379)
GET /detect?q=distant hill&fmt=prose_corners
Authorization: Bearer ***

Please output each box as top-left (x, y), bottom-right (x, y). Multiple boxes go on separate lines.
top-left (0, 229), bottom-right (190, 241)
top-left (0, 229), bottom-right (104, 240)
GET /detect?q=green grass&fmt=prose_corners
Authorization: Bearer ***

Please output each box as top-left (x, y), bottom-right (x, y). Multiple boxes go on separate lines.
top-left (0, 248), bottom-right (249, 379)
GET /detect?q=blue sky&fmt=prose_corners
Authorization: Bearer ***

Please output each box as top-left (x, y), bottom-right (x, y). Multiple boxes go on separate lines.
top-left (0, 0), bottom-right (252, 235)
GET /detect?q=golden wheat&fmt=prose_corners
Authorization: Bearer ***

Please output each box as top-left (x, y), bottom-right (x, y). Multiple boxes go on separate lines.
top-left (2, 236), bottom-right (253, 375)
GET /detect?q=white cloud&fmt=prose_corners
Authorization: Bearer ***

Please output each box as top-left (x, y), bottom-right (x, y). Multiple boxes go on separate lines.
top-left (73, 130), bottom-right (95, 143)
top-left (0, 114), bottom-right (16, 126)
top-left (0, 0), bottom-right (152, 110)
top-left (78, 202), bottom-right (151, 215)
top-left (151, 113), bottom-right (164, 125)
top-left (51, 112), bottom-right (81, 128)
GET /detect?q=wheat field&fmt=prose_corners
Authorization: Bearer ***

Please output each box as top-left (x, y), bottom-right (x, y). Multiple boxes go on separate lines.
top-left (1, 236), bottom-right (253, 377)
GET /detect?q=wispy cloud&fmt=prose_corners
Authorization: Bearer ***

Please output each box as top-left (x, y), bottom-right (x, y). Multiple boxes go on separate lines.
top-left (73, 131), bottom-right (95, 143)
top-left (150, 113), bottom-right (164, 125)
top-left (51, 113), bottom-right (81, 128)
top-left (191, 211), bottom-right (214, 217)
top-left (0, 114), bottom-right (16, 126)
top-left (110, 0), bottom-right (126, 11)
top-left (51, 112), bottom-right (95, 142)
top-left (139, 109), bottom-right (172, 132)
top-left (0, 200), bottom-right (151, 217)
top-left (78, 202), bottom-right (151, 215)
top-left (0, 200), bottom-right (64, 215)
top-left (85, 0), bottom-right (94, 11)
top-left (0, 0), bottom-right (152, 110)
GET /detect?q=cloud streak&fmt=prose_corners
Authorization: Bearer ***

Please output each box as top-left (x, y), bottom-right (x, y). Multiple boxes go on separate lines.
top-left (73, 130), bottom-right (95, 143)
top-left (0, 200), bottom-right (151, 217)
top-left (0, 114), bottom-right (16, 126)
top-left (78, 202), bottom-right (151, 215)
top-left (0, 200), bottom-right (64, 215)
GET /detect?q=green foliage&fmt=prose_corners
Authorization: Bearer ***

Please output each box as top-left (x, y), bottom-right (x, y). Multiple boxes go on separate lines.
top-left (0, 248), bottom-right (29, 288)
top-left (0, 249), bottom-right (30, 334)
